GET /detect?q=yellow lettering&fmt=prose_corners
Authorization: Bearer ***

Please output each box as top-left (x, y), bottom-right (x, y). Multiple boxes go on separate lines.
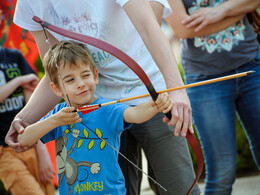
top-left (74, 181), bottom-right (104, 194)
top-left (98, 181), bottom-right (104, 191)
top-left (74, 184), bottom-right (81, 194)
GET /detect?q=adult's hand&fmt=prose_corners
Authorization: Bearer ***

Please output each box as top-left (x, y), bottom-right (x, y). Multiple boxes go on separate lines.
top-left (182, 7), bottom-right (226, 32)
top-left (5, 118), bottom-right (35, 152)
top-left (163, 90), bottom-right (194, 137)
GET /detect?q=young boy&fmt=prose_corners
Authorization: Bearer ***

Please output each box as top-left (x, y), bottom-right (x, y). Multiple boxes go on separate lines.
top-left (18, 41), bottom-right (172, 195)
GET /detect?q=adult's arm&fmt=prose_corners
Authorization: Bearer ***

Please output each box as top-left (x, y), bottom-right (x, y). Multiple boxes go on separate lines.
top-left (5, 31), bottom-right (61, 151)
top-left (215, 0), bottom-right (260, 18)
top-left (17, 30), bottom-right (61, 122)
top-left (123, 0), bottom-right (193, 136)
top-left (166, 0), bottom-right (245, 38)
top-left (150, 1), bottom-right (164, 25)
top-left (182, 0), bottom-right (260, 32)
top-left (21, 30), bottom-right (61, 118)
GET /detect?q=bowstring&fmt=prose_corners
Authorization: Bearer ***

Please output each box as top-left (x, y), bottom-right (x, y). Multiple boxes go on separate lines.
top-left (43, 28), bottom-right (72, 107)
top-left (42, 27), bottom-right (168, 193)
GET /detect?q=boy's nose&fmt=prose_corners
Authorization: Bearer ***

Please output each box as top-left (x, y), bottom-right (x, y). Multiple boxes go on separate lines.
top-left (77, 80), bottom-right (86, 88)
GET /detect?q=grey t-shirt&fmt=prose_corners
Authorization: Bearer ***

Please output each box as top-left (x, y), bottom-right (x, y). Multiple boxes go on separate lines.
top-left (181, 0), bottom-right (260, 76)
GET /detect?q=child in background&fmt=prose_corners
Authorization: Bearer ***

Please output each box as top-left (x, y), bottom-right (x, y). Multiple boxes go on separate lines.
top-left (18, 41), bottom-right (172, 195)
top-left (0, 46), bottom-right (55, 195)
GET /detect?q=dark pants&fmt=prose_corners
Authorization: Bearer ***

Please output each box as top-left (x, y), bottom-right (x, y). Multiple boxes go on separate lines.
top-left (119, 112), bottom-right (200, 195)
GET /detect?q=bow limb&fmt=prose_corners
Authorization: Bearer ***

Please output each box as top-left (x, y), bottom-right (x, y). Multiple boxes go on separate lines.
top-left (33, 16), bottom-right (203, 195)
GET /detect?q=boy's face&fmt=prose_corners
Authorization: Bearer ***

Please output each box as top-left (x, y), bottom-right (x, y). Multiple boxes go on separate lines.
top-left (51, 61), bottom-right (99, 108)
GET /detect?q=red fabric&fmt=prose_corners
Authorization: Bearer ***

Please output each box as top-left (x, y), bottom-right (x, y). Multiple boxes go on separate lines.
top-left (46, 141), bottom-right (58, 187)
top-left (0, 0), bottom-right (38, 72)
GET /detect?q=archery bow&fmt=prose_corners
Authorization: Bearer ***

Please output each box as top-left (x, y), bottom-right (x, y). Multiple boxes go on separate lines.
top-left (41, 20), bottom-right (169, 193)
top-left (33, 16), bottom-right (203, 195)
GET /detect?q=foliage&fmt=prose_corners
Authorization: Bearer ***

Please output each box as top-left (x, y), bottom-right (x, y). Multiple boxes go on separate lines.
top-left (0, 180), bottom-right (10, 195)
top-left (35, 56), bottom-right (45, 78)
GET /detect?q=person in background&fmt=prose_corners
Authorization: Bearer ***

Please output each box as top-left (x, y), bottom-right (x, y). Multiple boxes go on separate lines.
top-left (0, 46), bottom-right (56, 194)
top-left (6, 1), bottom-right (201, 194)
top-left (1, 1), bottom-right (59, 190)
top-left (166, 0), bottom-right (260, 194)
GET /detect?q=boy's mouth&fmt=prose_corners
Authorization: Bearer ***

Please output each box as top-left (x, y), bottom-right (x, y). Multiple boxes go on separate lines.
top-left (78, 90), bottom-right (88, 96)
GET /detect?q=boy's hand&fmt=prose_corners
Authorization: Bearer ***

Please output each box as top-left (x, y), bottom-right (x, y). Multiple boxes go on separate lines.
top-left (19, 74), bottom-right (40, 91)
top-left (151, 93), bottom-right (172, 113)
top-left (53, 107), bottom-right (82, 126)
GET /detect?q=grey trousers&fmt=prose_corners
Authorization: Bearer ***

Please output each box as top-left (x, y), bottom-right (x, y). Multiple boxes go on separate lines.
top-left (119, 112), bottom-right (201, 195)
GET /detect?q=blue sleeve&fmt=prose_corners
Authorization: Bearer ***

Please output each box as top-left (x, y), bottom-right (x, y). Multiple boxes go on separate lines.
top-left (105, 103), bottom-right (132, 134)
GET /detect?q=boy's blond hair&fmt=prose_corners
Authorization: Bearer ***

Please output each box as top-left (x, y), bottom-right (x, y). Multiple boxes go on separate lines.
top-left (43, 40), bottom-right (96, 86)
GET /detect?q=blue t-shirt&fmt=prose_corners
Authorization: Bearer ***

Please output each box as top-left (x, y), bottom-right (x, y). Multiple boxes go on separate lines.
top-left (0, 47), bottom-right (35, 146)
top-left (41, 97), bottom-right (131, 195)
top-left (181, 0), bottom-right (260, 76)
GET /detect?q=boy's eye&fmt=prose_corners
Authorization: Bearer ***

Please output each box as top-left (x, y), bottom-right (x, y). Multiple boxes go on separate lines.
top-left (83, 74), bottom-right (90, 77)
top-left (65, 78), bottom-right (74, 83)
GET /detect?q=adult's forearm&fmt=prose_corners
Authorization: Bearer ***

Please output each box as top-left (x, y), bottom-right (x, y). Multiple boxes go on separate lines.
top-left (124, 0), bottom-right (184, 89)
top-left (172, 14), bottom-right (244, 39)
top-left (166, 0), bottom-right (245, 39)
top-left (150, 1), bottom-right (164, 25)
top-left (144, 24), bottom-right (184, 88)
top-left (16, 75), bottom-right (61, 125)
top-left (220, 0), bottom-right (260, 18)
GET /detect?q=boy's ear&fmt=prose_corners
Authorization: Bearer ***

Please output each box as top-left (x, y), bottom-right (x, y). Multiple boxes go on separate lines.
top-left (94, 68), bottom-right (99, 85)
top-left (50, 82), bottom-right (63, 98)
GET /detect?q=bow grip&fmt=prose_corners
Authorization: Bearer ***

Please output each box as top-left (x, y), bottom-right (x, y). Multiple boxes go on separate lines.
top-left (147, 83), bottom-right (172, 120)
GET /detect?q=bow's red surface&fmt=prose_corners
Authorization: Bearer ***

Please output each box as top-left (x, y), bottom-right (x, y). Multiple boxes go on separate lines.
top-left (33, 16), bottom-right (203, 195)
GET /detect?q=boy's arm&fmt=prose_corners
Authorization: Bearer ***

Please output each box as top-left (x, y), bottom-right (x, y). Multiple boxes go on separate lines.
top-left (124, 93), bottom-right (172, 124)
top-left (18, 107), bottom-right (82, 146)
top-left (36, 141), bottom-right (56, 185)
top-left (0, 78), bottom-right (22, 103)
top-left (17, 114), bottom-right (59, 147)
top-left (0, 74), bottom-right (39, 103)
